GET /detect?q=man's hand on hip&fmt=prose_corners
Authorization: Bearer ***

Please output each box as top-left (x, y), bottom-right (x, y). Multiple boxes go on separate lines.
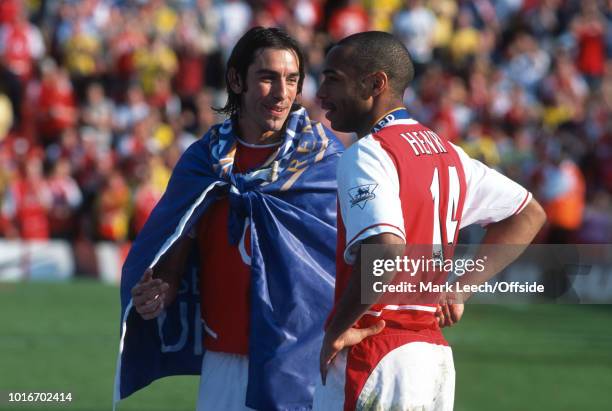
top-left (436, 303), bottom-right (464, 328)
top-left (319, 320), bottom-right (385, 386)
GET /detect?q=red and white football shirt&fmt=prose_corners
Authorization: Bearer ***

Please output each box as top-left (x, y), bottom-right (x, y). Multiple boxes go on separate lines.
top-left (335, 115), bottom-right (532, 329)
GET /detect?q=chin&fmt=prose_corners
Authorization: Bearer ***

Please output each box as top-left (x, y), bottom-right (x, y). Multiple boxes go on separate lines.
top-left (267, 118), bottom-right (287, 131)
top-left (326, 114), bottom-right (349, 133)
top-left (330, 121), bottom-right (352, 133)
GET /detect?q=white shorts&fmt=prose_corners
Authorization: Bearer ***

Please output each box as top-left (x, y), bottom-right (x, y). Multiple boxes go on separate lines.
top-left (313, 340), bottom-right (455, 411)
top-left (196, 351), bottom-right (253, 411)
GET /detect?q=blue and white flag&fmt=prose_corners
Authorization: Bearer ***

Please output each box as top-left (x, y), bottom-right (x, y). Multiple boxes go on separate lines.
top-left (114, 107), bottom-right (343, 410)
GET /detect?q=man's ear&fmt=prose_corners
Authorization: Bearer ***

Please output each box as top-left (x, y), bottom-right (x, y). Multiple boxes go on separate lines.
top-left (369, 71), bottom-right (388, 98)
top-left (360, 71), bottom-right (388, 98)
top-left (228, 68), bottom-right (242, 94)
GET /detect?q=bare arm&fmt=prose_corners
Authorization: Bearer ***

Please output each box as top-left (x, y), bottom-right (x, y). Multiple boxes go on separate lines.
top-left (325, 233), bottom-right (404, 340)
top-left (320, 200), bottom-right (546, 381)
top-left (319, 233), bottom-right (403, 383)
top-left (454, 199), bottom-right (547, 301)
top-left (437, 199), bottom-right (546, 324)
top-left (153, 235), bottom-right (194, 306)
top-left (131, 235), bottom-right (194, 320)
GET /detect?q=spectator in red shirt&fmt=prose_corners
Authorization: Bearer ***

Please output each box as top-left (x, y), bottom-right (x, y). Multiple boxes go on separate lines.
top-left (107, 9), bottom-right (147, 93)
top-left (0, 0), bottom-right (20, 25)
top-left (1, 155), bottom-right (51, 240)
top-left (327, 0), bottom-right (370, 42)
top-left (0, 4), bottom-right (45, 83)
top-left (173, 9), bottom-right (206, 100)
top-left (572, 0), bottom-right (606, 86)
top-left (36, 60), bottom-right (78, 147)
top-left (131, 155), bottom-right (166, 235)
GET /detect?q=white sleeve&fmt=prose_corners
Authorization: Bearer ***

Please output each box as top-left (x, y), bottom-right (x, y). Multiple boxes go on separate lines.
top-left (451, 143), bottom-right (532, 228)
top-left (337, 136), bottom-right (406, 264)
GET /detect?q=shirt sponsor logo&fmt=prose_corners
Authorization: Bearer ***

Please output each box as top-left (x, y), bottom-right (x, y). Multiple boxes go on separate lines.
top-left (348, 184), bottom-right (378, 209)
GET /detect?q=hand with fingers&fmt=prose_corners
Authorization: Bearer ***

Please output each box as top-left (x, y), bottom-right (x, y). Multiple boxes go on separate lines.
top-left (319, 320), bottom-right (385, 385)
top-left (131, 268), bottom-right (170, 320)
top-left (436, 302), bottom-right (464, 328)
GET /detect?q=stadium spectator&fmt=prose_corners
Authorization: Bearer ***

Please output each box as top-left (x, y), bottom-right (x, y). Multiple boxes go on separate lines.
top-left (81, 82), bottom-right (114, 152)
top-left (48, 158), bottom-right (82, 239)
top-left (106, 9), bottom-right (148, 94)
top-left (62, 19), bottom-right (103, 99)
top-left (540, 52), bottom-right (589, 127)
top-left (0, 0), bottom-right (20, 26)
top-left (133, 34), bottom-right (178, 102)
top-left (216, 0), bottom-right (252, 59)
top-left (429, 0), bottom-right (458, 52)
top-left (113, 83), bottom-right (149, 135)
top-left (327, 0), bottom-right (370, 42)
top-left (505, 32), bottom-right (551, 93)
top-left (116, 116), bottom-right (152, 179)
top-left (173, 9), bottom-right (208, 100)
top-left (2, 154), bottom-right (51, 240)
top-left (96, 170), bottom-right (130, 242)
top-left (393, 0), bottom-right (437, 75)
top-left (362, 0), bottom-right (402, 32)
top-left (148, 0), bottom-right (179, 39)
top-left (524, 0), bottom-right (563, 42)
top-left (0, 3), bottom-right (45, 83)
top-left (534, 145), bottom-right (586, 243)
top-left (131, 155), bottom-right (167, 235)
top-left (448, 8), bottom-right (480, 66)
top-left (572, 0), bottom-right (607, 86)
top-left (35, 59), bottom-right (78, 147)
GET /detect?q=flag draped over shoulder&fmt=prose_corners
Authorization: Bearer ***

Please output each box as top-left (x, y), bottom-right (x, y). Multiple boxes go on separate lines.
top-left (114, 107), bottom-right (343, 411)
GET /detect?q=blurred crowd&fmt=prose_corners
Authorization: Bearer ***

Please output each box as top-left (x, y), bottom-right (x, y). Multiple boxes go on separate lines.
top-left (0, 0), bottom-right (610, 256)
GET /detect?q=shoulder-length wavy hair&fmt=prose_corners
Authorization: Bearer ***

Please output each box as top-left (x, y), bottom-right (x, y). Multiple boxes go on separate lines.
top-left (213, 27), bottom-right (306, 117)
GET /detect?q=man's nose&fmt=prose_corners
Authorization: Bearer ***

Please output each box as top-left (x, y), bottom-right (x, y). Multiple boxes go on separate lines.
top-left (272, 79), bottom-right (288, 100)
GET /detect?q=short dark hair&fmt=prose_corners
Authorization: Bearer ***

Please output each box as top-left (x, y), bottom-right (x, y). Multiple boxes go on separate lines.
top-left (213, 27), bottom-right (305, 117)
top-left (336, 31), bottom-right (414, 97)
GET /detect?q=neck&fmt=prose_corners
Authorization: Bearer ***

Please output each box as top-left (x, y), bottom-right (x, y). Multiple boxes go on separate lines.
top-left (242, 129), bottom-right (282, 145)
top-left (236, 118), bottom-right (283, 146)
top-left (358, 98), bottom-right (405, 138)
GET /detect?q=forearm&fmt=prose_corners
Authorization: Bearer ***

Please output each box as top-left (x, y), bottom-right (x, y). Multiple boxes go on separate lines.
top-left (458, 199), bottom-right (546, 299)
top-left (325, 262), bottom-right (370, 340)
top-left (326, 234), bottom-right (405, 339)
top-left (153, 235), bottom-right (194, 306)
